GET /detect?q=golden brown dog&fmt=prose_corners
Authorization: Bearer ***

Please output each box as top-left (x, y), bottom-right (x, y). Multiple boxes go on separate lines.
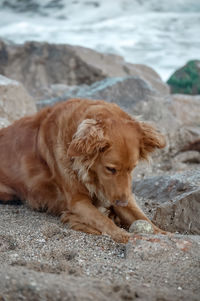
top-left (0, 98), bottom-right (166, 243)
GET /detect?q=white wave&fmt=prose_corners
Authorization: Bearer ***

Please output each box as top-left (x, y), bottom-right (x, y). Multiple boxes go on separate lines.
top-left (0, 0), bottom-right (200, 80)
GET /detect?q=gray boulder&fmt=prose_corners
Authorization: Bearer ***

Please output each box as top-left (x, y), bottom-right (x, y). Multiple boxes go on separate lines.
top-left (132, 170), bottom-right (200, 234)
top-left (0, 40), bottom-right (105, 99)
top-left (38, 76), bottom-right (157, 110)
top-left (169, 94), bottom-right (200, 153)
top-left (126, 233), bottom-right (200, 299)
top-left (0, 40), bottom-right (169, 100)
top-left (170, 94), bottom-right (200, 127)
top-left (0, 75), bottom-right (36, 128)
top-left (72, 45), bottom-right (170, 96)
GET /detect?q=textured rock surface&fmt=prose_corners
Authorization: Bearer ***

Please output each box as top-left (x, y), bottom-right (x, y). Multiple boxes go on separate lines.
top-left (133, 170), bottom-right (200, 234)
top-left (0, 40), bottom-right (169, 100)
top-left (37, 76), bottom-right (156, 110)
top-left (170, 94), bottom-right (200, 126)
top-left (0, 40), bottom-right (106, 98)
top-left (169, 94), bottom-right (200, 154)
top-left (167, 60), bottom-right (200, 95)
top-left (72, 46), bottom-right (170, 97)
top-left (0, 75), bottom-right (36, 128)
top-left (126, 234), bottom-right (200, 299)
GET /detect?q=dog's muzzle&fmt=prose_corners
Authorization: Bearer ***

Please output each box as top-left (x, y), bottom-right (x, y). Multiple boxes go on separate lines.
top-left (115, 199), bottom-right (128, 207)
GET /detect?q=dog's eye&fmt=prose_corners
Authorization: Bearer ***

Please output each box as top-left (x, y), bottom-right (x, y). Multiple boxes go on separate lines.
top-left (106, 167), bottom-right (116, 174)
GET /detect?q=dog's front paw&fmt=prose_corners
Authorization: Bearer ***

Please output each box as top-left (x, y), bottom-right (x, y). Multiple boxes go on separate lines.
top-left (111, 229), bottom-right (131, 244)
top-left (153, 225), bottom-right (172, 236)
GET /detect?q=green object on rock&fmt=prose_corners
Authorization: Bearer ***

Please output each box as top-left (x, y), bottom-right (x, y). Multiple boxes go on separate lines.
top-left (167, 60), bottom-right (200, 95)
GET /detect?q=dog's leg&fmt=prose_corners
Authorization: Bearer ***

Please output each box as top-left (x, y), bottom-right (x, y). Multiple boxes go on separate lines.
top-left (113, 194), bottom-right (168, 235)
top-left (0, 192), bottom-right (15, 202)
top-left (0, 183), bottom-right (16, 202)
top-left (61, 212), bottom-right (101, 235)
top-left (65, 194), bottom-right (131, 243)
top-left (28, 182), bottom-right (69, 215)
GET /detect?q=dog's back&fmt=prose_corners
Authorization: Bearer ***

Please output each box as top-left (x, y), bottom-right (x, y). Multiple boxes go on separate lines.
top-left (0, 114), bottom-right (40, 199)
top-left (0, 98), bottom-right (105, 201)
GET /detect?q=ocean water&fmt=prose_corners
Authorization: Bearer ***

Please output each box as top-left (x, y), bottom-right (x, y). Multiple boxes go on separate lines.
top-left (0, 0), bottom-right (200, 80)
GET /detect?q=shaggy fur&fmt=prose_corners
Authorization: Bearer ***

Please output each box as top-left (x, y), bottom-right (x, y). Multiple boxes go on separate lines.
top-left (0, 98), bottom-right (166, 243)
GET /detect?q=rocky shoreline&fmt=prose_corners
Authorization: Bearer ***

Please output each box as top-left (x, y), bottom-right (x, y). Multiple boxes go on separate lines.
top-left (0, 40), bottom-right (199, 301)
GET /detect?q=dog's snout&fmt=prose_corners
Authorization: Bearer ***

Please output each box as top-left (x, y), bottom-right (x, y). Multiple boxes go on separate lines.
top-left (115, 193), bottom-right (129, 207)
top-left (115, 199), bottom-right (128, 207)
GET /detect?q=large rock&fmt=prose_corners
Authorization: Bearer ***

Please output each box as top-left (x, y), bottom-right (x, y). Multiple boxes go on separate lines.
top-left (38, 76), bottom-right (157, 110)
top-left (0, 75), bottom-right (36, 128)
top-left (0, 40), bottom-right (169, 100)
top-left (167, 60), bottom-right (200, 95)
top-left (132, 170), bottom-right (200, 234)
top-left (126, 233), bottom-right (200, 301)
top-left (0, 40), bottom-right (106, 99)
top-left (73, 45), bottom-right (170, 96)
top-left (169, 94), bottom-right (200, 154)
top-left (170, 94), bottom-right (200, 127)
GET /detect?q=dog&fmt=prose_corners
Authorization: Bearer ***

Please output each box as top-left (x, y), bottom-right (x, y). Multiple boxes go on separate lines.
top-left (0, 98), bottom-right (166, 243)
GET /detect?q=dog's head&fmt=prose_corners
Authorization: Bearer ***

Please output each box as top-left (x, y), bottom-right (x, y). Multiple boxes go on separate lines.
top-left (67, 116), bottom-right (165, 207)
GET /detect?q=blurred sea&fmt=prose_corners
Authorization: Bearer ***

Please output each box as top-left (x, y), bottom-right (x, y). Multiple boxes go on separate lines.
top-left (0, 0), bottom-right (200, 80)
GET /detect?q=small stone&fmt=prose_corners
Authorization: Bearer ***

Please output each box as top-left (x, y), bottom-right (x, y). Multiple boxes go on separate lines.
top-left (129, 220), bottom-right (154, 234)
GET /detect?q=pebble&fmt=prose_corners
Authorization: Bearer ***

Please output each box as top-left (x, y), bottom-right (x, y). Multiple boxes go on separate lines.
top-left (129, 220), bottom-right (154, 234)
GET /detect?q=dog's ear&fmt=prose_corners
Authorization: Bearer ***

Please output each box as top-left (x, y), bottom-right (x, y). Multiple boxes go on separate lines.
top-left (67, 119), bottom-right (109, 157)
top-left (139, 122), bottom-right (166, 160)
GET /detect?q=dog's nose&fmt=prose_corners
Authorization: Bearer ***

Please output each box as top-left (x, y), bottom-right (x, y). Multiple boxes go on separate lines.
top-left (115, 199), bottom-right (128, 207)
